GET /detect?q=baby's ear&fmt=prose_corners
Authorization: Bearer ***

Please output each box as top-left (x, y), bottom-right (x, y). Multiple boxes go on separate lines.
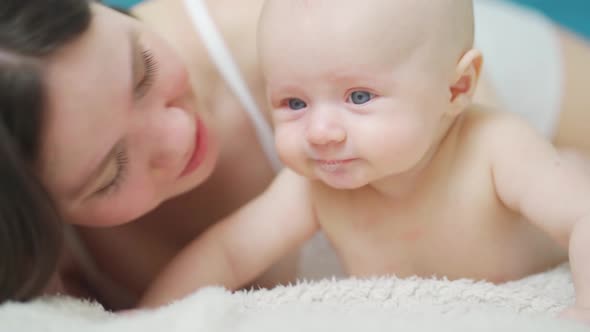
top-left (448, 49), bottom-right (482, 115)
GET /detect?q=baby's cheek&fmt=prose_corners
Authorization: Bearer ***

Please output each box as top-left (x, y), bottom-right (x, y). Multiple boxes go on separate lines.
top-left (367, 118), bottom-right (427, 169)
top-left (274, 130), bottom-right (304, 170)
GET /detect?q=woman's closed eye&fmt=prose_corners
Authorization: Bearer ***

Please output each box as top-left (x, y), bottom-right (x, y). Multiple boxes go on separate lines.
top-left (94, 144), bottom-right (129, 197)
top-left (134, 46), bottom-right (158, 99)
top-left (347, 90), bottom-right (374, 105)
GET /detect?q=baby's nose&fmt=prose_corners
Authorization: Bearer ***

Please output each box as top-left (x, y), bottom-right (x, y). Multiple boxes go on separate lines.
top-left (306, 109), bottom-right (346, 145)
top-left (306, 124), bottom-right (346, 146)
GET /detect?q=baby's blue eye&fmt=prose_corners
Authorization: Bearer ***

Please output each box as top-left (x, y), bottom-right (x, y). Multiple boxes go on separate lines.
top-left (348, 91), bottom-right (373, 105)
top-left (287, 98), bottom-right (307, 110)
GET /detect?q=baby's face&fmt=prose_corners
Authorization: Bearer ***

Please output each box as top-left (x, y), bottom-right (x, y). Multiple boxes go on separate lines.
top-left (261, 19), bottom-right (453, 189)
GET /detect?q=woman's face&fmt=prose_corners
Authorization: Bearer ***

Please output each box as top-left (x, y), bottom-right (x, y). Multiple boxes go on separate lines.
top-left (38, 4), bottom-right (218, 227)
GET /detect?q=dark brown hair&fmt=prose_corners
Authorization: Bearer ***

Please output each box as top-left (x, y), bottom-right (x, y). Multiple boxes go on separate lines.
top-left (0, 0), bottom-right (92, 302)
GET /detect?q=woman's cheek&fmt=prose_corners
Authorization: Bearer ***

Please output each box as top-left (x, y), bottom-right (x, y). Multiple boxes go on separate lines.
top-left (74, 186), bottom-right (158, 227)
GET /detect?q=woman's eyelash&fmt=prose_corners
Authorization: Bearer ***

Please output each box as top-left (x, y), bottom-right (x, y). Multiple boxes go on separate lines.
top-left (135, 47), bottom-right (158, 98)
top-left (95, 145), bottom-right (129, 196)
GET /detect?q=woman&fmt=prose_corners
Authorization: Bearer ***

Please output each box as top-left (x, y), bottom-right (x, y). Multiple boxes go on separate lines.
top-left (1, 0), bottom-right (589, 310)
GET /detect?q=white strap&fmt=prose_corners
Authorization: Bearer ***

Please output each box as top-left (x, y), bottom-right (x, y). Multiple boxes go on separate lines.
top-left (183, 0), bottom-right (282, 172)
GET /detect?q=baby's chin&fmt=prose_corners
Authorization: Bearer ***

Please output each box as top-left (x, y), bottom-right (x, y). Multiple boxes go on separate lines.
top-left (288, 162), bottom-right (368, 189)
top-left (320, 178), bottom-right (368, 190)
top-left (309, 171), bottom-right (369, 190)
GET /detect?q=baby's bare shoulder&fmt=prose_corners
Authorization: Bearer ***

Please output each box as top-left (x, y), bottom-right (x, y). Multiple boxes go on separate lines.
top-left (459, 106), bottom-right (540, 149)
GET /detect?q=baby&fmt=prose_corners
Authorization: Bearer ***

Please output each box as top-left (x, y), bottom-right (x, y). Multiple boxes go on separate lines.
top-left (140, 0), bottom-right (590, 321)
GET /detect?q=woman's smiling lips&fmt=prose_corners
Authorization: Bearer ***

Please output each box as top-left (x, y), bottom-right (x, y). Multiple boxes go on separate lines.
top-left (179, 116), bottom-right (208, 178)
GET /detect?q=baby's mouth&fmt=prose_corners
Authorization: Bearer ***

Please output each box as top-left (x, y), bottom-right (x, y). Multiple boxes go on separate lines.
top-left (315, 159), bottom-right (356, 172)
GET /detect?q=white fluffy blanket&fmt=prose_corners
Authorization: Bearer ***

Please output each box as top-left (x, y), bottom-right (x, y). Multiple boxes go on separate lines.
top-left (1, 263), bottom-right (588, 331)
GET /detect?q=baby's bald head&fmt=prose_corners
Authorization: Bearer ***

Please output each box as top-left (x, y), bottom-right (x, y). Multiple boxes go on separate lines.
top-left (258, 0), bottom-right (475, 73)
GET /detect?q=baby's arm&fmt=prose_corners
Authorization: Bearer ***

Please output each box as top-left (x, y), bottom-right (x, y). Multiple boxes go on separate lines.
top-left (139, 169), bottom-right (318, 308)
top-left (488, 113), bottom-right (590, 319)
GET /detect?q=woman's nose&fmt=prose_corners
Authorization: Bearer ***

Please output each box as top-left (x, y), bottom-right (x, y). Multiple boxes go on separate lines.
top-left (135, 106), bottom-right (194, 177)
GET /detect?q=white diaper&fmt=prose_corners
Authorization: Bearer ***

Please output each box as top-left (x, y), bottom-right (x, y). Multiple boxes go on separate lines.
top-left (474, 0), bottom-right (563, 137)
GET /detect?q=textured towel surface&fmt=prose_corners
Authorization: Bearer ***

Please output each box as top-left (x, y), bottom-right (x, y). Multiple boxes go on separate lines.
top-left (1, 263), bottom-right (588, 332)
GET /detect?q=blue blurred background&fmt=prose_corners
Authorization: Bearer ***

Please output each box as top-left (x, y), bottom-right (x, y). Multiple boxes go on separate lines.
top-left (103, 0), bottom-right (589, 39)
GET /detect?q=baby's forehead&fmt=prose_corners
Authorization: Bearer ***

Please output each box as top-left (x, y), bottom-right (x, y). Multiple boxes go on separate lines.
top-left (264, 18), bottom-right (428, 66)
top-left (262, 1), bottom-right (450, 50)
top-left (260, 0), bottom-right (472, 77)
top-left (262, 0), bottom-right (450, 28)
